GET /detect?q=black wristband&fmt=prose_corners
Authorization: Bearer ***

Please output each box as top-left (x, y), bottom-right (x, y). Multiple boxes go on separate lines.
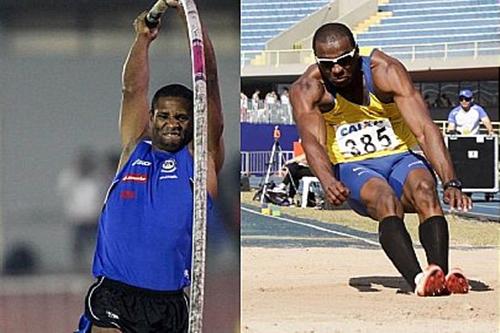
top-left (443, 179), bottom-right (462, 191)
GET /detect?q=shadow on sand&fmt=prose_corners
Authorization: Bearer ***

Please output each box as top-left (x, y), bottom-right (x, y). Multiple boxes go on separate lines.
top-left (349, 276), bottom-right (493, 294)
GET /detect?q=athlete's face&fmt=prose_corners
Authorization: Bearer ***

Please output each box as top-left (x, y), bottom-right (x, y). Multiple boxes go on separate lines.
top-left (314, 36), bottom-right (359, 88)
top-left (151, 96), bottom-right (193, 152)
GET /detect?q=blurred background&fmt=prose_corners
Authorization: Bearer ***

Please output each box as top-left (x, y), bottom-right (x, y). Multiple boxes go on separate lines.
top-left (0, 0), bottom-right (239, 332)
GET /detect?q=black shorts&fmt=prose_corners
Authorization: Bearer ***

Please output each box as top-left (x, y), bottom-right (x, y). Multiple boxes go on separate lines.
top-left (84, 276), bottom-right (189, 333)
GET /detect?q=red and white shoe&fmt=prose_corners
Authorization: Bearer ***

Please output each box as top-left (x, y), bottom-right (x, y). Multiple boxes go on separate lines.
top-left (445, 267), bottom-right (469, 294)
top-left (415, 264), bottom-right (447, 296)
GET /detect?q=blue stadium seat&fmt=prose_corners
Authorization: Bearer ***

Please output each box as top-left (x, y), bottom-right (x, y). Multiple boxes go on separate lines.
top-left (359, 33), bottom-right (500, 47)
top-left (369, 18), bottom-right (499, 32)
top-left (241, 0), bottom-right (330, 60)
top-left (355, 0), bottom-right (500, 58)
top-left (241, 0), bottom-right (500, 65)
top-left (359, 27), bottom-right (500, 40)
top-left (382, 10), bottom-right (500, 24)
top-left (385, 6), bottom-right (497, 16)
top-left (379, 0), bottom-right (497, 11)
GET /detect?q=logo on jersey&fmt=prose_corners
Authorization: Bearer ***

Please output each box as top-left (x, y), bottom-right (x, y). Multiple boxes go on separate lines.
top-left (106, 310), bottom-right (120, 320)
top-left (161, 159), bottom-right (177, 173)
top-left (122, 174), bottom-right (148, 182)
top-left (120, 190), bottom-right (136, 199)
top-left (338, 120), bottom-right (385, 137)
top-left (160, 175), bottom-right (178, 180)
top-left (132, 159), bottom-right (152, 167)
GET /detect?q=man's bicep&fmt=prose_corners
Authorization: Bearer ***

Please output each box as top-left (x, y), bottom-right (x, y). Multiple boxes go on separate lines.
top-left (119, 93), bottom-right (150, 147)
top-left (207, 135), bottom-right (224, 175)
top-left (295, 111), bottom-right (327, 147)
top-left (290, 79), bottom-right (327, 145)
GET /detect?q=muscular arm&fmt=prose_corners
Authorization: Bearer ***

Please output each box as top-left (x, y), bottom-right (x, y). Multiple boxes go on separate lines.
top-left (119, 12), bottom-right (159, 167)
top-left (376, 57), bottom-right (456, 184)
top-left (290, 68), bottom-right (349, 204)
top-left (290, 74), bottom-right (331, 183)
top-left (203, 25), bottom-right (224, 174)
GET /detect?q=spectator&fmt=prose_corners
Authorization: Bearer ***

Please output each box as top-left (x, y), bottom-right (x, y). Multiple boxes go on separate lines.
top-left (440, 94), bottom-right (453, 108)
top-left (280, 87), bottom-right (293, 124)
top-left (240, 92), bottom-right (249, 122)
top-left (270, 153), bottom-right (314, 204)
top-left (447, 89), bottom-right (494, 135)
top-left (57, 148), bottom-right (102, 272)
top-left (423, 94), bottom-right (432, 109)
top-left (252, 89), bottom-right (261, 122)
top-left (264, 90), bottom-right (278, 122)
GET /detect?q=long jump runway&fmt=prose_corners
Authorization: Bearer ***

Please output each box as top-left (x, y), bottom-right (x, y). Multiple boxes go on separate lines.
top-left (241, 205), bottom-right (380, 249)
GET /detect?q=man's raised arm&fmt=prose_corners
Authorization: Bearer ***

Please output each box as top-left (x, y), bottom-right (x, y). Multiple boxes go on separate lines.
top-left (203, 25), bottom-right (224, 174)
top-left (119, 12), bottom-right (160, 150)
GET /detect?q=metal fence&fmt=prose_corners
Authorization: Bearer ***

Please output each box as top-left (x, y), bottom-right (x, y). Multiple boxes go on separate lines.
top-left (241, 150), bottom-right (294, 176)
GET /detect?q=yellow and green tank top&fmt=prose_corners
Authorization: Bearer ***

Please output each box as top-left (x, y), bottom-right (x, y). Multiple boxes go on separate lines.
top-left (322, 53), bottom-right (417, 164)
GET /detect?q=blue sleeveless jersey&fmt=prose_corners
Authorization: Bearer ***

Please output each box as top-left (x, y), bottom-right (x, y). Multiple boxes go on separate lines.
top-left (92, 140), bottom-right (211, 291)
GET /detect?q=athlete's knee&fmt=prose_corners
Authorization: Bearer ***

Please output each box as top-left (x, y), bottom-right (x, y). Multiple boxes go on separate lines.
top-left (367, 191), bottom-right (403, 219)
top-left (411, 179), bottom-right (440, 211)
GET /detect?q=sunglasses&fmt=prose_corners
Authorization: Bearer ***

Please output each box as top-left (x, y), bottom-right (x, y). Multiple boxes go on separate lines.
top-left (459, 97), bottom-right (472, 102)
top-left (315, 47), bottom-right (357, 69)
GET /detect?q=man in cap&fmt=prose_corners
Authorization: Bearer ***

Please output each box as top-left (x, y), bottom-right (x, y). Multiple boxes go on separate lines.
top-left (447, 89), bottom-right (494, 135)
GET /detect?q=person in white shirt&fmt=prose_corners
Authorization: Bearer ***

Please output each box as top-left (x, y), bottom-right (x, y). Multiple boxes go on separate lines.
top-left (280, 87), bottom-right (293, 124)
top-left (240, 92), bottom-right (249, 122)
top-left (57, 149), bottom-right (102, 271)
top-left (252, 89), bottom-right (261, 122)
top-left (264, 90), bottom-right (278, 122)
top-left (447, 89), bottom-right (494, 135)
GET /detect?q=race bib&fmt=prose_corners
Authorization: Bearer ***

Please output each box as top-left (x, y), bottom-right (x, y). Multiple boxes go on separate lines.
top-left (335, 119), bottom-right (400, 158)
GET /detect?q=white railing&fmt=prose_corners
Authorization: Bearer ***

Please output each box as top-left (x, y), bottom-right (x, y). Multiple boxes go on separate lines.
top-left (241, 40), bottom-right (500, 67)
top-left (241, 103), bottom-right (294, 124)
top-left (435, 120), bottom-right (500, 136)
top-left (241, 150), bottom-right (294, 176)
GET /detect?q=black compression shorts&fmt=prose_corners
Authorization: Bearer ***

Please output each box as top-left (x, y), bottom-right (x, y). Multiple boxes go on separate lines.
top-left (84, 276), bottom-right (189, 333)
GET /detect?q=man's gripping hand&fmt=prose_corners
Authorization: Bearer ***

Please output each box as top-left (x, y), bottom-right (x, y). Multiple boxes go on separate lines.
top-left (322, 178), bottom-right (350, 206)
top-left (166, 0), bottom-right (180, 7)
top-left (134, 11), bottom-right (160, 41)
top-left (443, 187), bottom-right (472, 212)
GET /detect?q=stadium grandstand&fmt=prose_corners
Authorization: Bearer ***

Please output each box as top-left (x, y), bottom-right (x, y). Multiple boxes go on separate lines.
top-left (241, 0), bottom-right (499, 208)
